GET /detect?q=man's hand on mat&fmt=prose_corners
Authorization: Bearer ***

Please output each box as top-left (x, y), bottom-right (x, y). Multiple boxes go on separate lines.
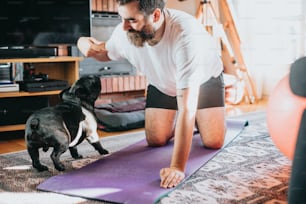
top-left (160, 167), bottom-right (185, 188)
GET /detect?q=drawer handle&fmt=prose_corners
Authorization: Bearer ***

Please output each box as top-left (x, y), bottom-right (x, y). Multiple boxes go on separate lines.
top-left (0, 109), bottom-right (8, 115)
top-left (99, 66), bottom-right (111, 72)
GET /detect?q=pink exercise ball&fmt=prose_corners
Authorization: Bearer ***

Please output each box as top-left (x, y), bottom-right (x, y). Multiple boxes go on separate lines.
top-left (267, 74), bottom-right (306, 160)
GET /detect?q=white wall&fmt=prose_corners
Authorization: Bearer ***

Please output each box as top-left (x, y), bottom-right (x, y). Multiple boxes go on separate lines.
top-left (230, 0), bottom-right (304, 97)
top-left (167, 0), bottom-right (306, 98)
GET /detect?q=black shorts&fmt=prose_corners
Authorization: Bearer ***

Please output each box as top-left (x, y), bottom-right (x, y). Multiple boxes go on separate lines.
top-left (145, 73), bottom-right (225, 110)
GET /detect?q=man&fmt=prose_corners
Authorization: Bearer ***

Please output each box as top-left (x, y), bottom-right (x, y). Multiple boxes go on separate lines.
top-left (77, 0), bottom-right (226, 189)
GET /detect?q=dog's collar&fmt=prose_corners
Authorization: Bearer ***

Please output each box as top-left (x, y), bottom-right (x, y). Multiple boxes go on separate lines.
top-left (62, 92), bottom-right (82, 106)
top-left (81, 102), bottom-right (94, 113)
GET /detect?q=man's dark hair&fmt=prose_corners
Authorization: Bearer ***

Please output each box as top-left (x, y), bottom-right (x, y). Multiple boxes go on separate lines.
top-left (116, 0), bottom-right (165, 15)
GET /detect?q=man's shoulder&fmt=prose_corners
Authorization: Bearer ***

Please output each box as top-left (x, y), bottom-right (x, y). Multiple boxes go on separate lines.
top-left (165, 8), bottom-right (206, 36)
top-left (165, 8), bottom-right (194, 20)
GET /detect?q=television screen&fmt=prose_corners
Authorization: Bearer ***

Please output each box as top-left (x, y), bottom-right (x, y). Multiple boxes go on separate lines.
top-left (0, 0), bottom-right (91, 48)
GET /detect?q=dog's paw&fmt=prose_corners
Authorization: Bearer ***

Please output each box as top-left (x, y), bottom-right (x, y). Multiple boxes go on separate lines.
top-left (34, 164), bottom-right (48, 172)
top-left (72, 154), bottom-right (83, 159)
top-left (99, 148), bottom-right (109, 155)
top-left (69, 147), bottom-right (83, 159)
top-left (91, 142), bottom-right (109, 155)
top-left (54, 163), bottom-right (66, 171)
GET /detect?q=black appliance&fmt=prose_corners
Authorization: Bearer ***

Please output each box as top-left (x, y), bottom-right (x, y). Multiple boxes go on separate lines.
top-left (0, 0), bottom-right (92, 58)
top-left (17, 79), bottom-right (69, 92)
top-left (0, 96), bottom-right (49, 125)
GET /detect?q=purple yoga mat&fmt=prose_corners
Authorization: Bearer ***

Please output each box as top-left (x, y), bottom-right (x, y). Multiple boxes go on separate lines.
top-left (37, 119), bottom-right (247, 204)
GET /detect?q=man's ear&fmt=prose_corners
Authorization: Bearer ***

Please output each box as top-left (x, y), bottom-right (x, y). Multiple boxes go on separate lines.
top-left (152, 8), bottom-right (162, 23)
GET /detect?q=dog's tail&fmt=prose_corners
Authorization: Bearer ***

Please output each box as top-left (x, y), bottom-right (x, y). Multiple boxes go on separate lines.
top-left (30, 118), bottom-right (40, 130)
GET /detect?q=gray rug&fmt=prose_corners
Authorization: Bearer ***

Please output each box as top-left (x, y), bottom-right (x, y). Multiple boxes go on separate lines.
top-left (0, 112), bottom-right (291, 204)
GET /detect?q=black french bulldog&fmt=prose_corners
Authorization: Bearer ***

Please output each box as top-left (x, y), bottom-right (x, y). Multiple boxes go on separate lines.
top-left (25, 75), bottom-right (109, 171)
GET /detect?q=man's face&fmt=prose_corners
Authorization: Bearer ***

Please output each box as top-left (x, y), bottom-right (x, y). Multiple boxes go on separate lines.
top-left (118, 1), bottom-right (156, 47)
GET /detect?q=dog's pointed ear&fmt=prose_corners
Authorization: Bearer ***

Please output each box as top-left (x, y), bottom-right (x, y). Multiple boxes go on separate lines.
top-left (59, 87), bottom-right (71, 99)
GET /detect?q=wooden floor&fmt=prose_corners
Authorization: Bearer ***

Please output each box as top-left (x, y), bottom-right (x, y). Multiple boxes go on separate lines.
top-left (0, 97), bottom-right (268, 155)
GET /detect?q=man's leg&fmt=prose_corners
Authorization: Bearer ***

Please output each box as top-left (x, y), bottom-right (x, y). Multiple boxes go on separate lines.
top-left (145, 108), bottom-right (177, 146)
top-left (144, 85), bottom-right (178, 147)
top-left (196, 73), bottom-right (226, 149)
top-left (196, 107), bottom-right (226, 149)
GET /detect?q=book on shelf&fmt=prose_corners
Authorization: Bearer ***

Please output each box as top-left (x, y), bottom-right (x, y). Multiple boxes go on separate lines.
top-left (92, 0), bottom-right (118, 13)
top-left (0, 83), bottom-right (19, 92)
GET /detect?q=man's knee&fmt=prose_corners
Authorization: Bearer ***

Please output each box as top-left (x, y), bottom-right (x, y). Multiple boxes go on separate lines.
top-left (196, 106), bottom-right (226, 149)
top-left (145, 108), bottom-right (176, 147)
top-left (201, 125), bottom-right (226, 149)
top-left (203, 138), bottom-right (224, 149)
top-left (145, 129), bottom-right (173, 147)
top-left (146, 136), bottom-right (168, 147)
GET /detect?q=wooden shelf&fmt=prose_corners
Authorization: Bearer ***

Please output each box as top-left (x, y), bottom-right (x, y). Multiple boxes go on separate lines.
top-left (0, 90), bottom-right (61, 98)
top-left (0, 56), bottom-right (81, 133)
top-left (0, 56), bottom-right (83, 63)
top-left (0, 124), bottom-right (25, 132)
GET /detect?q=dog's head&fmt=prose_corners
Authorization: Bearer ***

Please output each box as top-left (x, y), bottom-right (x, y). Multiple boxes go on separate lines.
top-left (60, 75), bottom-right (101, 110)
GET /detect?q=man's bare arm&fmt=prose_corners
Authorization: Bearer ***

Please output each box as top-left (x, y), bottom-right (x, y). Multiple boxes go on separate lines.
top-left (160, 86), bottom-right (200, 188)
top-left (77, 37), bottom-right (111, 62)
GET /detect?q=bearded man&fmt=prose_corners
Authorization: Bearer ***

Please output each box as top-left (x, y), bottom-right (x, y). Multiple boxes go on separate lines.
top-left (77, 0), bottom-right (226, 189)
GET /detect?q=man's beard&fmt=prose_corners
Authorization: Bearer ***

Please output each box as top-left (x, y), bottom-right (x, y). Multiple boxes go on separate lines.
top-left (127, 24), bottom-right (156, 47)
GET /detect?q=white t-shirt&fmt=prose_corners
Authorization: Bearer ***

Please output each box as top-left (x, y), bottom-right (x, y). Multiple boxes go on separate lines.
top-left (106, 8), bottom-right (223, 96)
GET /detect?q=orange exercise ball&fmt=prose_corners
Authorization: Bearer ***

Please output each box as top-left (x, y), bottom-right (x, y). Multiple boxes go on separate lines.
top-left (267, 74), bottom-right (306, 159)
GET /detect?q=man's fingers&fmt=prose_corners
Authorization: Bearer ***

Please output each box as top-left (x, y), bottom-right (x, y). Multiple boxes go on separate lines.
top-left (163, 172), bottom-right (183, 188)
top-left (160, 168), bottom-right (185, 188)
top-left (166, 172), bottom-right (181, 188)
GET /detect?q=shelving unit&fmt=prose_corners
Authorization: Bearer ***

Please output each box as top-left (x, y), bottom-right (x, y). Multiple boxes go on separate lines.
top-left (0, 56), bottom-right (82, 132)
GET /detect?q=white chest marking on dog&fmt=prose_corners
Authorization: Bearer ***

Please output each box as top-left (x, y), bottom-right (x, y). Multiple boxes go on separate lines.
top-left (68, 121), bottom-right (83, 147)
top-left (69, 107), bottom-right (100, 147)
